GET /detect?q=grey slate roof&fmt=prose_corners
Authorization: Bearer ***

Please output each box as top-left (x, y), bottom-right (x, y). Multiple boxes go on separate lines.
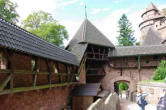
top-left (109, 45), bottom-right (166, 57)
top-left (0, 18), bottom-right (78, 66)
top-left (67, 19), bottom-right (114, 50)
top-left (142, 28), bottom-right (163, 46)
top-left (72, 83), bottom-right (100, 96)
top-left (70, 43), bottom-right (88, 63)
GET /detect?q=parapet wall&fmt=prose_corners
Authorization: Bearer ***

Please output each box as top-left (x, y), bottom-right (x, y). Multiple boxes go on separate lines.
top-left (87, 92), bottom-right (120, 110)
top-left (137, 82), bottom-right (166, 104)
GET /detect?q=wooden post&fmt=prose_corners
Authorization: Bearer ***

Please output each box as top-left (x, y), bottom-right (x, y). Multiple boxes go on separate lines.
top-left (3, 49), bottom-right (14, 92)
top-left (32, 58), bottom-right (38, 87)
top-left (138, 56), bottom-right (141, 81)
top-left (56, 63), bottom-right (61, 83)
top-left (46, 59), bottom-right (51, 85)
top-left (92, 47), bottom-right (95, 58)
top-left (65, 64), bottom-right (68, 82)
top-left (0, 74), bottom-right (12, 91)
top-left (102, 48), bottom-right (105, 59)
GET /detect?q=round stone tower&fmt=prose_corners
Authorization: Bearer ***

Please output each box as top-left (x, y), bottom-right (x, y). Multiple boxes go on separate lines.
top-left (139, 2), bottom-right (166, 45)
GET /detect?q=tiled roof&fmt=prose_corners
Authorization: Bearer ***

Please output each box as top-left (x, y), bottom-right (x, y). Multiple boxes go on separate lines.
top-left (70, 43), bottom-right (88, 63)
top-left (109, 45), bottom-right (166, 57)
top-left (72, 83), bottom-right (100, 96)
top-left (142, 28), bottom-right (163, 46)
top-left (66, 19), bottom-right (114, 50)
top-left (0, 18), bottom-right (79, 66)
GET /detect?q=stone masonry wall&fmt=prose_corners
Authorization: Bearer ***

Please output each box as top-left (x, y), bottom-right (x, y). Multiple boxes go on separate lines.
top-left (0, 87), bottom-right (73, 110)
top-left (0, 51), bottom-right (76, 110)
top-left (101, 56), bottom-right (159, 98)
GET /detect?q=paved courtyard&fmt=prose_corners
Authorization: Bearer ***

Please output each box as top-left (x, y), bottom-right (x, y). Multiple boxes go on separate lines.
top-left (120, 93), bottom-right (157, 110)
top-left (120, 98), bottom-right (157, 110)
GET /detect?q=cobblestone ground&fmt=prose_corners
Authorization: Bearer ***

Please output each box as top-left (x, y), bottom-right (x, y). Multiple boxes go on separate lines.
top-left (120, 99), bottom-right (157, 110)
top-left (120, 94), bottom-right (156, 110)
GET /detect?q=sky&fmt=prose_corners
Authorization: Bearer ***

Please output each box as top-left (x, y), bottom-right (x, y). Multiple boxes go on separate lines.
top-left (11, 0), bottom-right (166, 46)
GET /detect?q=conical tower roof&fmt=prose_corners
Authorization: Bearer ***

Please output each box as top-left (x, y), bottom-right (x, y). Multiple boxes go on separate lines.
top-left (67, 19), bottom-right (114, 50)
top-left (146, 2), bottom-right (158, 11)
top-left (142, 27), bottom-right (162, 46)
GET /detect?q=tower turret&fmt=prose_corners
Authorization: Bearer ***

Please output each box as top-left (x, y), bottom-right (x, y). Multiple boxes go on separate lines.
top-left (139, 2), bottom-right (166, 45)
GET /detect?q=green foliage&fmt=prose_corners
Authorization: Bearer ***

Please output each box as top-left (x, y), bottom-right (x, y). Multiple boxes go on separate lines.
top-left (117, 14), bottom-right (136, 46)
top-left (136, 42), bottom-right (140, 46)
top-left (153, 60), bottom-right (166, 80)
top-left (21, 11), bottom-right (68, 47)
top-left (119, 82), bottom-right (129, 91)
top-left (0, 0), bottom-right (19, 23)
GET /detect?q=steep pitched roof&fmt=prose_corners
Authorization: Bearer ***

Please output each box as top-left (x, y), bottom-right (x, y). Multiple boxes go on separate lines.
top-left (0, 18), bottom-right (78, 66)
top-left (109, 45), bottom-right (166, 57)
top-left (70, 43), bottom-right (88, 63)
top-left (142, 28), bottom-right (163, 46)
top-left (146, 2), bottom-right (158, 12)
top-left (67, 19), bottom-right (114, 50)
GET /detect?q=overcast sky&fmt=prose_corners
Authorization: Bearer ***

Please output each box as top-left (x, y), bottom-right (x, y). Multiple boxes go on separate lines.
top-left (11, 0), bottom-right (166, 46)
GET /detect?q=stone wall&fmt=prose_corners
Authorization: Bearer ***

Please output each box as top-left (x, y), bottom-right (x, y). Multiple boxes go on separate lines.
top-left (101, 56), bottom-right (158, 95)
top-left (87, 92), bottom-right (120, 110)
top-left (0, 50), bottom-right (77, 110)
top-left (0, 86), bottom-right (73, 110)
top-left (137, 82), bottom-right (166, 104)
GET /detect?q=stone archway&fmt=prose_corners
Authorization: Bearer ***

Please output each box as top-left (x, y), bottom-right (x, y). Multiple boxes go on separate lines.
top-left (110, 76), bottom-right (137, 100)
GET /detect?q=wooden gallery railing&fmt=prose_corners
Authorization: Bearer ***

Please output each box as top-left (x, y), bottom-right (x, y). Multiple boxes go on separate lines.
top-left (0, 69), bottom-right (77, 95)
top-left (0, 50), bottom-right (78, 95)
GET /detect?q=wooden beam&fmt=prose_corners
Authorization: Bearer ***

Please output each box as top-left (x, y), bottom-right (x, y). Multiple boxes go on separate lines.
top-left (32, 73), bottom-right (37, 87)
top-left (65, 64), bottom-right (68, 82)
top-left (46, 59), bottom-right (51, 85)
top-left (138, 56), bottom-right (141, 81)
top-left (0, 74), bottom-right (12, 91)
top-left (0, 82), bottom-right (77, 95)
top-left (56, 63), bottom-right (61, 83)
top-left (3, 49), bottom-right (14, 92)
top-left (0, 69), bottom-right (75, 75)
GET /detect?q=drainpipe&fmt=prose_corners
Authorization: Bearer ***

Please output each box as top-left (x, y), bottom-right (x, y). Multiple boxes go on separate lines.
top-left (138, 56), bottom-right (141, 81)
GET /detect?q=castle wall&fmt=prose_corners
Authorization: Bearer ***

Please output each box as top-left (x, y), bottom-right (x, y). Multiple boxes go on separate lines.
top-left (101, 56), bottom-right (163, 97)
top-left (0, 49), bottom-right (77, 110)
top-left (0, 87), bottom-right (73, 110)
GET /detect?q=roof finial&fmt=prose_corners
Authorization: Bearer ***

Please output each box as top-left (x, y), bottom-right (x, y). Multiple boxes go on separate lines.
top-left (85, 1), bottom-right (87, 19)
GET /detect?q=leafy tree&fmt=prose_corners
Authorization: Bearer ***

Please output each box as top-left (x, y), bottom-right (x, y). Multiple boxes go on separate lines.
top-left (136, 42), bottom-right (140, 46)
top-left (119, 82), bottom-right (129, 91)
top-left (153, 60), bottom-right (166, 80)
top-left (22, 11), bottom-right (68, 47)
top-left (0, 0), bottom-right (19, 23)
top-left (117, 14), bottom-right (136, 46)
